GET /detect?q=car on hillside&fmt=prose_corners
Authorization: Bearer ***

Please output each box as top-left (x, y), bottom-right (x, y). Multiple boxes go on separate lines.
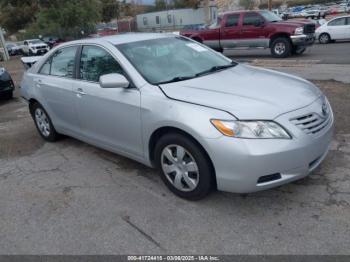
top-left (42, 36), bottom-right (62, 49)
top-left (316, 15), bottom-right (350, 43)
top-left (0, 67), bottom-right (15, 99)
top-left (180, 10), bottom-right (316, 58)
top-left (21, 34), bottom-right (334, 199)
top-left (22, 39), bottom-right (50, 56)
top-left (5, 42), bottom-right (22, 56)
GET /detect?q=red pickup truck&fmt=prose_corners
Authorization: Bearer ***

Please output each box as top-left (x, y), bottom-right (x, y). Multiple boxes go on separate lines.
top-left (180, 10), bottom-right (316, 58)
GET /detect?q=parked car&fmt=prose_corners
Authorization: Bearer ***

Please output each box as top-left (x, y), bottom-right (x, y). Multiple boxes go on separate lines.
top-left (5, 42), bottom-right (22, 56)
top-left (42, 36), bottom-right (61, 49)
top-left (316, 15), bottom-right (350, 43)
top-left (22, 39), bottom-right (50, 56)
top-left (180, 10), bottom-right (316, 58)
top-left (0, 67), bottom-right (15, 99)
top-left (20, 34), bottom-right (334, 199)
top-left (302, 7), bottom-right (327, 19)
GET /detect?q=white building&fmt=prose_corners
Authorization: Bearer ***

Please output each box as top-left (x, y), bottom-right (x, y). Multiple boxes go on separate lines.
top-left (136, 6), bottom-right (218, 32)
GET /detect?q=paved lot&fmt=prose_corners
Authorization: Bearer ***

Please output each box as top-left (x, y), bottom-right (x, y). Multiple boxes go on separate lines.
top-left (0, 58), bottom-right (350, 254)
top-left (226, 42), bottom-right (350, 64)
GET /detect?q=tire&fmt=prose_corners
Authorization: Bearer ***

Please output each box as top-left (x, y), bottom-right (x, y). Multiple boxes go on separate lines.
top-left (5, 91), bottom-right (13, 100)
top-left (31, 103), bottom-right (60, 142)
top-left (154, 133), bottom-right (214, 200)
top-left (270, 37), bottom-right (292, 58)
top-left (319, 33), bottom-right (330, 44)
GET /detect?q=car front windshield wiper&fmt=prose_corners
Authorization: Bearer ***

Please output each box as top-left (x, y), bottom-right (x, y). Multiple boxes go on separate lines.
top-left (156, 75), bottom-right (195, 85)
top-left (195, 62), bottom-right (237, 77)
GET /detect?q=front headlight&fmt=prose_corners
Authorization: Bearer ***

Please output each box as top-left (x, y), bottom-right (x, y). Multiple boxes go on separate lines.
top-left (211, 120), bottom-right (291, 139)
top-left (294, 27), bottom-right (304, 35)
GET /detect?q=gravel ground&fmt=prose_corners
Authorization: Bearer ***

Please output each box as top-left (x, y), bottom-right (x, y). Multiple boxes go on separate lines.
top-left (0, 57), bottom-right (349, 254)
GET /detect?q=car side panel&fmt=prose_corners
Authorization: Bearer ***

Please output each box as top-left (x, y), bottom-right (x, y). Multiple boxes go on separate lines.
top-left (139, 84), bottom-right (234, 166)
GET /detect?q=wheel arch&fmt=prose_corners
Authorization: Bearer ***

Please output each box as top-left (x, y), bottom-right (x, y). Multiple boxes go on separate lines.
top-left (28, 98), bottom-right (40, 116)
top-left (269, 33), bottom-right (291, 47)
top-left (190, 35), bottom-right (204, 43)
top-left (148, 126), bottom-right (217, 187)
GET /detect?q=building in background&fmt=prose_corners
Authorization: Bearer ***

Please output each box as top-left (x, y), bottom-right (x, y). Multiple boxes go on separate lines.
top-left (136, 4), bottom-right (218, 32)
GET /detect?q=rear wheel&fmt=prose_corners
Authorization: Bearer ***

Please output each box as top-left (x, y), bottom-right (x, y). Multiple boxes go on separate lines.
top-left (31, 103), bottom-right (60, 142)
top-left (154, 133), bottom-right (214, 200)
top-left (271, 37), bottom-right (292, 58)
top-left (319, 33), bottom-right (330, 44)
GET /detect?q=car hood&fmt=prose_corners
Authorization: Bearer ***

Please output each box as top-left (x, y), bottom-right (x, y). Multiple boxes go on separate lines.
top-left (269, 20), bottom-right (312, 27)
top-left (159, 64), bottom-right (322, 119)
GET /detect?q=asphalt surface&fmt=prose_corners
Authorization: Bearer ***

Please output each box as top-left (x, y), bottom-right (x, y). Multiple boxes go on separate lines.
top-left (0, 58), bottom-right (350, 255)
top-left (225, 41), bottom-right (350, 64)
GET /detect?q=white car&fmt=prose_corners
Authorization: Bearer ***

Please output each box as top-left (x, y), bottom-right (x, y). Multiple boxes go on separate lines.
top-left (316, 15), bottom-right (350, 44)
top-left (22, 39), bottom-right (50, 56)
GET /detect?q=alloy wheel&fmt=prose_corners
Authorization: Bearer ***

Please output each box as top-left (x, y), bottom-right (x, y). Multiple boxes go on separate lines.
top-left (274, 42), bottom-right (286, 55)
top-left (319, 34), bottom-right (329, 44)
top-left (161, 144), bottom-right (199, 192)
top-left (35, 108), bottom-right (51, 137)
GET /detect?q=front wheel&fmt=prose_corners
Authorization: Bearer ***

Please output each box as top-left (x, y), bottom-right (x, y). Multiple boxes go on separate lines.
top-left (32, 103), bottom-right (60, 142)
top-left (319, 33), bottom-right (330, 44)
top-left (271, 37), bottom-right (292, 58)
top-left (154, 133), bottom-right (214, 200)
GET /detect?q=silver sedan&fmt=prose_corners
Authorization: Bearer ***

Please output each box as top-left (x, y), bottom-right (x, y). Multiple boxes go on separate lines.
top-left (20, 33), bottom-right (334, 200)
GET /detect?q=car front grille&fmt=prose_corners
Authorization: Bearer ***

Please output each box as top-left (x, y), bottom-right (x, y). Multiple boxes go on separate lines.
top-left (304, 24), bottom-right (316, 34)
top-left (290, 112), bottom-right (331, 135)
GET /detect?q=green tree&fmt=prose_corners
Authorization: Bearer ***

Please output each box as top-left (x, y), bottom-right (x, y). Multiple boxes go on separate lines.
top-left (154, 0), bottom-right (167, 11)
top-left (100, 0), bottom-right (120, 22)
top-left (0, 0), bottom-right (39, 33)
top-left (26, 0), bottom-right (101, 39)
top-left (239, 0), bottom-right (254, 10)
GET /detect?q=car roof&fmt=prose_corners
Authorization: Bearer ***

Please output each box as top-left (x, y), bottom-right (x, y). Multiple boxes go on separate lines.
top-left (219, 10), bottom-right (266, 16)
top-left (328, 15), bottom-right (350, 21)
top-left (59, 33), bottom-right (176, 47)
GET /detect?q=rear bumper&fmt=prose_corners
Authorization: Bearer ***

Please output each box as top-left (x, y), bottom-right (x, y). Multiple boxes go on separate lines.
top-left (290, 34), bottom-right (315, 46)
top-left (0, 81), bottom-right (15, 95)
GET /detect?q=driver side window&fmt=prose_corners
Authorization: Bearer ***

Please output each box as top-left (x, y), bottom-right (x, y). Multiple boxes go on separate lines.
top-left (243, 12), bottom-right (263, 26)
top-left (328, 18), bottom-right (346, 26)
top-left (79, 45), bottom-right (124, 83)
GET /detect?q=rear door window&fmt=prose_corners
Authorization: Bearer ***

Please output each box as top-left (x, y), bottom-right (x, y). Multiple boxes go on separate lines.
top-left (243, 12), bottom-right (263, 26)
top-left (328, 17), bottom-right (346, 26)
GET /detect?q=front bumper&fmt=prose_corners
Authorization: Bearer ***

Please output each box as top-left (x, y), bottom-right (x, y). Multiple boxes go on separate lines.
top-left (31, 49), bottom-right (49, 55)
top-left (290, 34), bottom-right (315, 46)
top-left (204, 97), bottom-right (334, 193)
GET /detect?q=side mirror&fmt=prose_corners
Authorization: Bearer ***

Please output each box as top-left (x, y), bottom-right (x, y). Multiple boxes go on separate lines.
top-left (99, 73), bottom-right (130, 88)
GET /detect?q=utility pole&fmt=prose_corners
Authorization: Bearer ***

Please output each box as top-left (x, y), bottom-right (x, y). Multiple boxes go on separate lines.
top-left (203, 0), bottom-right (210, 25)
top-left (0, 27), bottom-right (10, 61)
top-left (268, 0), bottom-right (272, 11)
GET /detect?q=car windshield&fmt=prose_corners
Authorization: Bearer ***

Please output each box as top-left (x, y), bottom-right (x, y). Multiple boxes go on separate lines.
top-left (117, 37), bottom-right (236, 85)
top-left (259, 10), bottom-right (282, 22)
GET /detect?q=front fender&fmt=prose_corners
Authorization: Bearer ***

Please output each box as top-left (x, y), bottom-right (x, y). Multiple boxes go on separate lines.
top-left (140, 84), bottom-right (234, 165)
